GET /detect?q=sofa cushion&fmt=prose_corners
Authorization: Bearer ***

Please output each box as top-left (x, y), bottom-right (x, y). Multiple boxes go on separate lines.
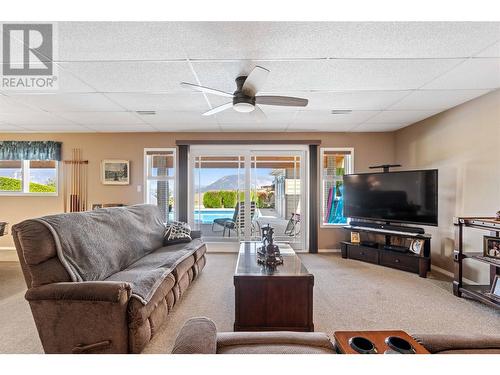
top-left (106, 239), bottom-right (205, 304)
top-left (32, 204), bottom-right (166, 282)
top-left (127, 273), bottom-right (176, 329)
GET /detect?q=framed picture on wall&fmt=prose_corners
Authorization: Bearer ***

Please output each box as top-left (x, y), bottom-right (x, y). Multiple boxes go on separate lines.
top-left (101, 160), bottom-right (130, 185)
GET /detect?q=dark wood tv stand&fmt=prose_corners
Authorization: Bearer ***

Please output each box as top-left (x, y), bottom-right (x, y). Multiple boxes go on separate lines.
top-left (341, 225), bottom-right (431, 278)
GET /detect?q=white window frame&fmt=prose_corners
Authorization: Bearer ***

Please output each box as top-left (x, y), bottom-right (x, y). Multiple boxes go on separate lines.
top-left (143, 148), bottom-right (177, 221)
top-left (320, 147), bottom-right (354, 228)
top-left (0, 160), bottom-right (59, 196)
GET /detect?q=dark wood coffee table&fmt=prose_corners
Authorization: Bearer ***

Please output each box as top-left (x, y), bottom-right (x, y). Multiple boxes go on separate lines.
top-left (234, 241), bottom-right (314, 332)
top-left (334, 330), bottom-right (430, 354)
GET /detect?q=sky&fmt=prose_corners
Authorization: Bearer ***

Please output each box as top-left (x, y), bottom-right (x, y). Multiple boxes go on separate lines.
top-left (195, 167), bottom-right (274, 187)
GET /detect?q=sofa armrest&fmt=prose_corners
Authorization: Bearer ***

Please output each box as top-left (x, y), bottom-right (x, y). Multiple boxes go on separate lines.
top-left (172, 317), bottom-right (217, 354)
top-left (191, 230), bottom-right (202, 239)
top-left (412, 334), bottom-right (500, 354)
top-left (26, 281), bottom-right (131, 303)
top-left (26, 281), bottom-right (131, 353)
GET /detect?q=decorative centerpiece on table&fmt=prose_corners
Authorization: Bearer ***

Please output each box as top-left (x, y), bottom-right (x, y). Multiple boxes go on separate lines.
top-left (257, 224), bottom-right (283, 268)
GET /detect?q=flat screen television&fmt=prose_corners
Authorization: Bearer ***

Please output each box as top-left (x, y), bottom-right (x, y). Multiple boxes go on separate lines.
top-left (343, 169), bottom-right (438, 226)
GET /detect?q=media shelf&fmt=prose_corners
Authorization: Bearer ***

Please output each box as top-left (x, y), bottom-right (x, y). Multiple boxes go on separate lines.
top-left (453, 217), bottom-right (500, 310)
top-left (341, 225), bottom-right (431, 278)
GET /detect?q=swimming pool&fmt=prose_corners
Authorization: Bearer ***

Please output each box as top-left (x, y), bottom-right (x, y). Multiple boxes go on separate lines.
top-left (193, 209), bottom-right (234, 224)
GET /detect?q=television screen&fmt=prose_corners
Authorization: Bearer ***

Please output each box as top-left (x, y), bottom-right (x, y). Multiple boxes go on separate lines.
top-left (343, 170), bottom-right (438, 226)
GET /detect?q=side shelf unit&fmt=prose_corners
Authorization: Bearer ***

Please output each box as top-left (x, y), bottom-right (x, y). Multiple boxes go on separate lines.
top-left (341, 226), bottom-right (431, 278)
top-left (453, 217), bottom-right (500, 309)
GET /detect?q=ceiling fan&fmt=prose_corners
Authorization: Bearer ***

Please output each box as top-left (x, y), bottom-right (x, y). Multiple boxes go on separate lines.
top-left (180, 66), bottom-right (308, 120)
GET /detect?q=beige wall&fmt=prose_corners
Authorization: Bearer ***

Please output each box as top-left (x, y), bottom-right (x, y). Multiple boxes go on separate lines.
top-left (0, 131), bottom-right (396, 250)
top-left (395, 89), bottom-right (500, 283)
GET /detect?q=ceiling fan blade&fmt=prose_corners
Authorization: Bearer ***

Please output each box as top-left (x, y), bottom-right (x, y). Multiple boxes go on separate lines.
top-left (242, 66), bottom-right (270, 96)
top-left (250, 105), bottom-right (267, 122)
top-left (202, 102), bottom-right (233, 116)
top-left (180, 82), bottom-right (234, 98)
top-left (255, 95), bottom-right (308, 107)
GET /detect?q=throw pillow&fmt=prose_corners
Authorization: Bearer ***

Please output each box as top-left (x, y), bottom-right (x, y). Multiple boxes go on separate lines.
top-left (164, 221), bottom-right (192, 245)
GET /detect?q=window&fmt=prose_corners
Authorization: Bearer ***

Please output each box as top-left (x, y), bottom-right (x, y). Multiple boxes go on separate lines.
top-left (144, 148), bottom-right (176, 223)
top-left (0, 160), bottom-right (58, 195)
top-left (320, 148), bottom-right (353, 227)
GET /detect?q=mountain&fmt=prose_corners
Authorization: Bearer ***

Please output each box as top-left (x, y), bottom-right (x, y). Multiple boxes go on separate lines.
top-left (198, 174), bottom-right (274, 192)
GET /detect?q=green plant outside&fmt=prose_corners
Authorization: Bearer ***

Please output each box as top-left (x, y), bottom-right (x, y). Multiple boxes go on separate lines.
top-left (202, 190), bottom-right (259, 208)
top-left (203, 191), bottom-right (223, 208)
top-left (219, 190), bottom-right (237, 208)
top-left (0, 176), bottom-right (56, 193)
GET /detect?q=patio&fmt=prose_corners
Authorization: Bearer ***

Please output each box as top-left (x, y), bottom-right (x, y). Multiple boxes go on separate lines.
top-left (198, 208), bottom-right (304, 251)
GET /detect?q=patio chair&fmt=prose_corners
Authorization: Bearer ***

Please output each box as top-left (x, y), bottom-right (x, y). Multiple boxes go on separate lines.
top-left (284, 213), bottom-right (301, 237)
top-left (212, 201), bottom-right (257, 237)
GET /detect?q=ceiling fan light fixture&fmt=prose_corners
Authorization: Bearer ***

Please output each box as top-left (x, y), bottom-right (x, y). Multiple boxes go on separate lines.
top-left (233, 102), bottom-right (255, 113)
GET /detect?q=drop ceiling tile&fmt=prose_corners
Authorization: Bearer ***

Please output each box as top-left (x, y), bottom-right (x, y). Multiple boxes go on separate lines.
top-left (141, 111), bottom-right (218, 126)
top-left (352, 123), bottom-right (408, 132)
top-left (18, 124), bottom-right (92, 132)
top-left (388, 89), bottom-right (491, 110)
top-left (57, 22), bottom-right (189, 61)
top-left (191, 59), bottom-right (462, 93)
top-left (0, 95), bottom-right (40, 112)
top-left (475, 40), bottom-right (500, 57)
top-left (423, 58), bottom-right (500, 90)
top-left (0, 124), bottom-right (26, 131)
top-left (60, 61), bottom-right (195, 93)
top-left (220, 123), bottom-right (289, 132)
top-left (56, 111), bottom-right (144, 125)
top-left (293, 110), bottom-right (378, 125)
top-left (0, 112), bottom-right (73, 125)
top-left (366, 110), bottom-right (440, 124)
top-left (104, 93), bottom-right (210, 112)
top-left (153, 124), bottom-right (219, 132)
top-left (286, 123), bottom-right (355, 132)
top-left (214, 109), bottom-right (296, 125)
top-left (170, 22), bottom-right (500, 60)
top-left (7, 93), bottom-right (124, 112)
top-left (86, 124), bottom-right (157, 132)
top-left (286, 91), bottom-right (409, 111)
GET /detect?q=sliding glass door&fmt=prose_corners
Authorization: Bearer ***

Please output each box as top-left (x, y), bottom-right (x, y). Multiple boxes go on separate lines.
top-left (189, 146), bottom-right (308, 251)
top-left (249, 153), bottom-right (304, 250)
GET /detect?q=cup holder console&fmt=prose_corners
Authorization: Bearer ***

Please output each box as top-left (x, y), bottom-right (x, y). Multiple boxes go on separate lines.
top-left (346, 335), bottom-right (416, 354)
top-left (384, 336), bottom-right (416, 354)
top-left (348, 336), bottom-right (377, 354)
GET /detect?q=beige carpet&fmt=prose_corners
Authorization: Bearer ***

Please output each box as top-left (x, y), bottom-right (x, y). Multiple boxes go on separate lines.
top-left (0, 253), bottom-right (498, 354)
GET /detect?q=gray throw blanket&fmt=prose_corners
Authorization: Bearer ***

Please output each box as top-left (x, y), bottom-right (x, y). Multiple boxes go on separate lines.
top-left (33, 204), bottom-right (199, 304)
top-left (106, 240), bottom-right (203, 304)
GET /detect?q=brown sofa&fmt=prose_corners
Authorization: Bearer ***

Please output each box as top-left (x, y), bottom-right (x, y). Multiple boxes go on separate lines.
top-left (172, 318), bottom-right (500, 354)
top-left (13, 204), bottom-right (206, 354)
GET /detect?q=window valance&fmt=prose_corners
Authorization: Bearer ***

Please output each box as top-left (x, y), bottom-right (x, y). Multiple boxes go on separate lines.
top-left (0, 141), bottom-right (62, 161)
